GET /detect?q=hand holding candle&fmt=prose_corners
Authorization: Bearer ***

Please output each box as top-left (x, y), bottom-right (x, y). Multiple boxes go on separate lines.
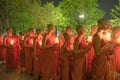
top-left (55, 37), bottom-right (59, 44)
top-left (117, 37), bottom-right (120, 44)
top-left (87, 36), bottom-right (92, 43)
top-left (39, 41), bottom-right (42, 46)
top-left (104, 32), bottom-right (111, 41)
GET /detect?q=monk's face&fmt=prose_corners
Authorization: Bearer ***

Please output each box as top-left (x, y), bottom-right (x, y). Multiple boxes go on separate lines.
top-left (91, 26), bottom-right (97, 33)
top-left (66, 28), bottom-right (72, 36)
top-left (7, 29), bottom-right (12, 35)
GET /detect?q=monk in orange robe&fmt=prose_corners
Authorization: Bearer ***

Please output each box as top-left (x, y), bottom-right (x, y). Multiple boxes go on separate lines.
top-left (42, 24), bottom-right (59, 80)
top-left (60, 33), bottom-right (73, 80)
top-left (112, 27), bottom-right (120, 73)
top-left (0, 33), bottom-right (6, 63)
top-left (24, 28), bottom-right (34, 74)
top-left (91, 18), bottom-right (115, 80)
top-left (86, 25), bottom-right (97, 78)
top-left (33, 30), bottom-right (43, 79)
top-left (19, 32), bottom-right (25, 73)
top-left (72, 26), bottom-right (91, 80)
top-left (4, 28), bottom-right (20, 71)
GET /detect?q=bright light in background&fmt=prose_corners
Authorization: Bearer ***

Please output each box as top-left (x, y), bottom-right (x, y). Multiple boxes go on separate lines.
top-left (79, 14), bottom-right (85, 19)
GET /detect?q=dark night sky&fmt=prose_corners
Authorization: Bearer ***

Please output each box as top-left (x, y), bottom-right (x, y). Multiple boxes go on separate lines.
top-left (42, 0), bottom-right (119, 19)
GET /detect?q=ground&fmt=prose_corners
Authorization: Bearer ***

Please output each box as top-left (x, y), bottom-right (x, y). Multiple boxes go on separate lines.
top-left (0, 64), bottom-right (34, 80)
top-left (0, 63), bottom-right (120, 80)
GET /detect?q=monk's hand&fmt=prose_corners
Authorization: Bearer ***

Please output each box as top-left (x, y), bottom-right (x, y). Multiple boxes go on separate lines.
top-left (105, 42), bottom-right (113, 49)
top-left (52, 43), bottom-right (58, 48)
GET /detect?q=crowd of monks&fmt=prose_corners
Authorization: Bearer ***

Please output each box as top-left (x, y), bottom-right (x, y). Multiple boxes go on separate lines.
top-left (0, 18), bottom-right (120, 80)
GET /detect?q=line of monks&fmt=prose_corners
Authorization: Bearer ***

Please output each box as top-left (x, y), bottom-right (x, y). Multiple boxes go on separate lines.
top-left (0, 18), bottom-right (120, 80)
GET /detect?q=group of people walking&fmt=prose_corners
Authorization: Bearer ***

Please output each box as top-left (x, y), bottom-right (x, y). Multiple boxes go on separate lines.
top-left (0, 18), bottom-right (120, 80)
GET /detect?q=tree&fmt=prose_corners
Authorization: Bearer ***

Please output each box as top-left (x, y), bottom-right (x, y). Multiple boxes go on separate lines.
top-left (110, 0), bottom-right (120, 27)
top-left (58, 0), bottom-right (105, 29)
top-left (38, 2), bottom-right (67, 30)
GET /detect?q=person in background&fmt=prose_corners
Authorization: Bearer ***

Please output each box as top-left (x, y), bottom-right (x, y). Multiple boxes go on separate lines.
top-left (0, 33), bottom-right (6, 64)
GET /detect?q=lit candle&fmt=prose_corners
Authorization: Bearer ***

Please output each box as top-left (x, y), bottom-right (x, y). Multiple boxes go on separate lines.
top-left (104, 32), bottom-right (111, 41)
top-left (87, 36), bottom-right (92, 42)
top-left (38, 41), bottom-right (42, 46)
top-left (117, 37), bottom-right (120, 44)
top-left (55, 37), bottom-right (59, 43)
top-left (10, 39), bottom-right (14, 45)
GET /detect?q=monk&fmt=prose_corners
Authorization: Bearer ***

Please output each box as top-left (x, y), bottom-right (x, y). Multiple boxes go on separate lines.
top-left (24, 28), bottom-right (35, 74)
top-left (19, 32), bottom-right (25, 73)
top-left (60, 33), bottom-right (73, 80)
top-left (72, 26), bottom-right (91, 80)
top-left (0, 33), bottom-right (6, 64)
top-left (91, 18), bottom-right (116, 80)
top-left (86, 25), bottom-right (97, 79)
top-left (4, 28), bottom-right (20, 71)
top-left (112, 27), bottom-right (120, 73)
top-left (42, 24), bottom-right (59, 80)
top-left (33, 29), bottom-right (43, 80)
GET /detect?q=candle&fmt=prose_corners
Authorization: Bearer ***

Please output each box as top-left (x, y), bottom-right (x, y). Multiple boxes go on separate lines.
top-left (104, 32), bottom-right (111, 41)
top-left (30, 39), bottom-right (33, 45)
top-left (55, 37), bottom-right (59, 43)
top-left (39, 41), bottom-right (42, 46)
top-left (117, 37), bottom-right (120, 43)
top-left (87, 36), bottom-right (92, 42)
top-left (10, 39), bottom-right (14, 45)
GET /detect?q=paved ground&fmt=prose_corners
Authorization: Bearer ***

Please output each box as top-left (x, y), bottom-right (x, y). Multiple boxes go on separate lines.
top-left (0, 64), bottom-right (34, 80)
top-left (0, 63), bottom-right (120, 80)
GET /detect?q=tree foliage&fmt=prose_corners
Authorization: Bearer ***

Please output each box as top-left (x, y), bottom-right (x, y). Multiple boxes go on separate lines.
top-left (58, 0), bottom-right (105, 28)
top-left (110, 0), bottom-right (120, 27)
top-left (0, 0), bottom-right (105, 33)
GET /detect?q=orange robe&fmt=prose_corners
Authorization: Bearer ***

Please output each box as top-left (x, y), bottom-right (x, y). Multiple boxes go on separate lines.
top-left (86, 46), bottom-right (94, 79)
top-left (5, 36), bottom-right (20, 69)
top-left (91, 40), bottom-right (115, 80)
top-left (42, 34), bottom-right (59, 80)
top-left (0, 39), bottom-right (6, 61)
top-left (33, 39), bottom-right (43, 77)
top-left (60, 41), bottom-right (72, 80)
top-left (114, 47), bottom-right (120, 73)
top-left (72, 38), bottom-right (88, 80)
top-left (25, 37), bottom-right (34, 74)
